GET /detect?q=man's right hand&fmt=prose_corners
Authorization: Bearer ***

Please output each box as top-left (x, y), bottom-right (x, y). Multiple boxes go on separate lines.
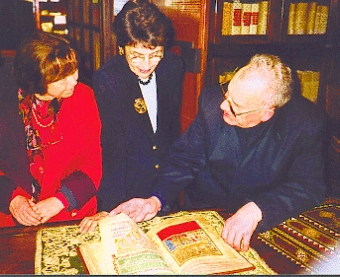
top-left (9, 195), bottom-right (42, 226)
top-left (110, 197), bottom-right (161, 222)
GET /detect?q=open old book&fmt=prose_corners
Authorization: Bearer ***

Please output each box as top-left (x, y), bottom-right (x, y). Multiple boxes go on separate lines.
top-left (79, 210), bottom-right (255, 275)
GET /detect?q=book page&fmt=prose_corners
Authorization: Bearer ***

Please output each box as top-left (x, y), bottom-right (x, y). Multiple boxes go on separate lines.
top-left (99, 213), bottom-right (174, 274)
top-left (145, 213), bottom-right (255, 275)
top-left (79, 242), bottom-right (117, 274)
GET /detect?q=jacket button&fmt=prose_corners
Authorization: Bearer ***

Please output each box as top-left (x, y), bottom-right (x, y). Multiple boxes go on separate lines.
top-left (71, 210), bottom-right (77, 217)
top-left (152, 145), bottom-right (157, 150)
top-left (155, 164), bottom-right (159, 169)
top-left (39, 167), bottom-right (44, 174)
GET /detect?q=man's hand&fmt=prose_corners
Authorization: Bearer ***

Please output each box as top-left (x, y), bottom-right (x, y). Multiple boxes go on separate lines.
top-left (79, 211), bottom-right (109, 233)
top-left (110, 197), bottom-right (161, 222)
top-left (31, 197), bottom-right (65, 223)
top-left (9, 195), bottom-right (42, 226)
top-left (222, 202), bottom-right (262, 252)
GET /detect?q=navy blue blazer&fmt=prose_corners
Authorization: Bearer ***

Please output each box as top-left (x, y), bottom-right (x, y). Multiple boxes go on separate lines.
top-left (93, 52), bottom-right (184, 212)
top-left (152, 84), bottom-right (326, 232)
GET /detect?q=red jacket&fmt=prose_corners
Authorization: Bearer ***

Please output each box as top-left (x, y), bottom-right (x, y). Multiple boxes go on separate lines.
top-left (12, 82), bottom-right (102, 224)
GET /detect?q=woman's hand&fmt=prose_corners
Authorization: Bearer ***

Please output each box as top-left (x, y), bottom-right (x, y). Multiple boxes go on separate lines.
top-left (31, 197), bottom-right (65, 223)
top-left (79, 211), bottom-right (109, 233)
top-left (9, 195), bottom-right (42, 226)
top-left (110, 197), bottom-right (161, 223)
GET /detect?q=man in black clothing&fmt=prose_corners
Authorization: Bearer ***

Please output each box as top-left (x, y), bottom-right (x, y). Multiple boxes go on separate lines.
top-left (81, 54), bottom-right (325, 253)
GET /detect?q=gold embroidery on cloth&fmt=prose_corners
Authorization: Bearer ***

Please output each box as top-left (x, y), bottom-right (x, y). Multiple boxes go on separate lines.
top-left (35, 211), bottom-right (276, 275)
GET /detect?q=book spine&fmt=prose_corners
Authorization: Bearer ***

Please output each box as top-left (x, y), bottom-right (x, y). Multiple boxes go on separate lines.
top-left (249, 3), bottom-right (259, 35)
top-left (231, 0), bottom-right (242, 35)
top-left (318, 6), bottom-right (329, 34)
top-left (257, 1), bottom-right (268, 35)
top-left (306, 2), bottom-right (317, 35)
top-left (294, 2), bottom-right (308, 35)
top-left (287, 3), bottom-right (295, 35)
top-left (221, 2), bottom-right (232, 36)
top-left (313, 5), bottom-right (322, 34)
top-left (297, 70), bottom-right (319, 104)
top-left (241, 3), bottom-right (252, 35)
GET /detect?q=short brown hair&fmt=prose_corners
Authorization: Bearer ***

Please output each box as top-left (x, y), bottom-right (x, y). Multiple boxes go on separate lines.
top-left (13, 31), bottom-right (78, 96)
top-left (113, 0), bottom-right (175, 49)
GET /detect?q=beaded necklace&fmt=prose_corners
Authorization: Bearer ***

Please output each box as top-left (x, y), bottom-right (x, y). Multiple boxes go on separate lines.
top-left (138, 73), bottom-right (153, 85)
top-left (32, 106), bottom-right (55, 128)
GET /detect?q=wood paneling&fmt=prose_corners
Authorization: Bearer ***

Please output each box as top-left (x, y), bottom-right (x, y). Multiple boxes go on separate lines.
top-left (152, 0), bottom-right (210, 131)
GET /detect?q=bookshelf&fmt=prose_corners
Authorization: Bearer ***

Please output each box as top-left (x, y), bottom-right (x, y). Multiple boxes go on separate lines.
top-left (65, 0), bottom-right (116, 85)
top-left (282, 0), bottom-right (337, 44)
top-left (31, 0), bottom-right (68, 36)
top-left (207, 0), bottom-right (340, 196)
top-left (211, 0), bottom-right (282, 44)
top-left (207, 0), bottom-right (338, 103)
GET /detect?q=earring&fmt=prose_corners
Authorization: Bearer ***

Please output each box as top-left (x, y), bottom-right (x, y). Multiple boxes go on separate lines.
top-left (118, 47), bottom-right (124, 56)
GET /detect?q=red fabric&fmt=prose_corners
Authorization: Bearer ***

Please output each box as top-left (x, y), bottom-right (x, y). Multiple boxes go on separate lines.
top-left (157, 221), bottom-right (200, 240)
top-left (55, 192), bottom-right (70, 210)
top-left (0, 213), bottom-right (15, 227)
top-left (0, 170), bottom-right (4, 176)
top-left (12, 83), bottom-right (102, 223)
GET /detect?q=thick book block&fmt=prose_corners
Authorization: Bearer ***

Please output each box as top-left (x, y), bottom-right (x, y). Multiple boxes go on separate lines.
top-left (231, 0), bottom-right (242, 35)
top-left (318, 6), bottom-right (329, 34)
top-left (287, 3), bottom-right (295, 35)
top-left (294, 2), bottom-right (308, 35)
top-left (241, 3), bottom-right (252, 35)
top-left (297, 70), bottom-right (320, 103)
top-left (222, 2), bottom-right (232, 36)
top-left (306, 2), bottom-right (317, 35)
top-left (314, 5), bottom-right (326, 34)
top-left (250, 3), bottom-right (259, 35)
top-left (79, 211), bottom-right (256, 275)
top-left (257, 1), bottom-right (268, 35)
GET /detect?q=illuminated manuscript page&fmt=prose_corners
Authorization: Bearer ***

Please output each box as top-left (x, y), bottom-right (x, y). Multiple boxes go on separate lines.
top-left (145, 214), bottom-right (254, 274)
top-left (99, 214), bottom-right (173, 274)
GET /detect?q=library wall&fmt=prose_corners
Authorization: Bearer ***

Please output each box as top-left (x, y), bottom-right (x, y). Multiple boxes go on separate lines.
top-left (207, 0), bottom-right (340, 197)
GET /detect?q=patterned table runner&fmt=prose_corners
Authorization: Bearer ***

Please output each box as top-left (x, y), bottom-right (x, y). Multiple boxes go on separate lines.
top-left (35, 210), bottom-right (276, 275)
top-left (258, 203), bottom-right (340, 272)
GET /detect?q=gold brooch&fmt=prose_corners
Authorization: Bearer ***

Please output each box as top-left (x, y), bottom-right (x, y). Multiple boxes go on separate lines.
top-left (134, 98), bottom-right (147, 114)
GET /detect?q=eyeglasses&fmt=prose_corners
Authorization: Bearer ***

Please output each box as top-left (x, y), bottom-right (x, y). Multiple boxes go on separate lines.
top-left (220, 83), bottom-right (265, 118)
top-left (127, 51), bottom-right (164, 65)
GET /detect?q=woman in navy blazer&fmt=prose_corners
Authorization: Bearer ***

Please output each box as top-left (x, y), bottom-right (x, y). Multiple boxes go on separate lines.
top-left (80, 0), bottom-right (184, 230)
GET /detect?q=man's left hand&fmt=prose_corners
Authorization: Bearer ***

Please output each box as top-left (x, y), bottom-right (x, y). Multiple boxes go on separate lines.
top-left (221, 202), bottom-right (262, 252)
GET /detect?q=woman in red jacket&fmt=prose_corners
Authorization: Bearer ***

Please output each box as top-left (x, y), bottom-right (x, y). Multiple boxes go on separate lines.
top-left (7, 32), bottom-right (102, 226)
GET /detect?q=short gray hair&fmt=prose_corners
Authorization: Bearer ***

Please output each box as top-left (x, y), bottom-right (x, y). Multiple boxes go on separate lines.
top-left (234, 54), bottom-right (293, 108)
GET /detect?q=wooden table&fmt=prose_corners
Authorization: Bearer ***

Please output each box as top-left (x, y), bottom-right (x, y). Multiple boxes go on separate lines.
top-left (0, 220), bottom-right (78, 274)
top-left (0, 211), bottom-right (305, 275)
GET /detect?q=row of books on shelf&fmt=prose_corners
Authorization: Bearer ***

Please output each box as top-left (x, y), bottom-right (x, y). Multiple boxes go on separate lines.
top-left (288, 2), bottom-right (329, 35)
top-left (221, 1), bottom-right (268, 36)
top-left (221, 0), bottom-right (329, 36)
